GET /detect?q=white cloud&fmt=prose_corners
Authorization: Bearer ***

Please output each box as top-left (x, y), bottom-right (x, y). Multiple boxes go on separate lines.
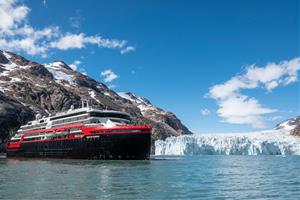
top-left (0, 0), bottom-right (135, 56)
top-left (121, 46), bottom-right (135, 54)
top-left (50, 33), bottom-right (128, 51)
top-left (0, 0), bottom-right (29, 35)
top-left (208, 57), bottom-right (300, 128)
top-left (51, 33), bottom-right (85, 50)
top-left (69, 60), bottom-right (81, 71)
top-left (42, 0), bottom-right (47, 7)
top-left (101, 69), bottom-right (119, 83)
top-left (84, 35), bottom-right (127, 49)
top-left (216, 95), bottom-right (276, 128)
top-left (201, 108), bottom-right (211, 116)
top-left (69, 16), bottom-right (82, 29)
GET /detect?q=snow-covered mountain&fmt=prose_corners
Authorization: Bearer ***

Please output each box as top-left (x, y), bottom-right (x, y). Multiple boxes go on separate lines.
top-left (0, 50), bottom-right (191, 151)
top-left (117, 92), bottom-right (189, 133)
top-left (155, 130), bottom-right (300, 156)
top-left (275, 116), bottom-right (300, 136)
top-left (118, 92), bottom-right (162, 116)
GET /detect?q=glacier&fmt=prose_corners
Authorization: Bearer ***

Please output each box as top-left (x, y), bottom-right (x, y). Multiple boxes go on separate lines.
top-left (155, 130), bottom-right (300, 155)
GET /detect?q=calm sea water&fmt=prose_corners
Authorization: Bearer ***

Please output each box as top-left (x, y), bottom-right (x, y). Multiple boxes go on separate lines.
top-left (0, 156), bottom-right (299, 200)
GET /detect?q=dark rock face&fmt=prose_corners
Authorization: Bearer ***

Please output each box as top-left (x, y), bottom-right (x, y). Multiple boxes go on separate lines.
top-left (291, 124), bottom-right (300, 136)
top-left (5, 51), bottom-right (38, 67)
top-left (0, 51), bottom-right (9, 64)
top-left (0, 92), bottom-right (35, 140)
top-left (30, 65), bottom-right (54, 79)
top-left (0, 50), bottom-right (192, 152)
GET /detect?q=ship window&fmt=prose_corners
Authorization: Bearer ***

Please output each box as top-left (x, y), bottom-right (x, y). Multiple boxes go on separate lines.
top-left (50, 111), bottom-right (87, 121)
top-left (89, 112), bottom-right (131, 121)
top-left (89, 119), bottom-right (99, 123)
top-left (10, 138), bottom-right (20, 142)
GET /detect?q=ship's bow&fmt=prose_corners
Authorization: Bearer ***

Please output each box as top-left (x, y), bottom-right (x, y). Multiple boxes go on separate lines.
top-left (81, 125), bottom-right (152, 160)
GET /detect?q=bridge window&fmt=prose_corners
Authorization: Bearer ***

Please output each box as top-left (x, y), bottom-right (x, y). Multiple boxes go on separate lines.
top-left (89, 112), bottom-right (131, 121)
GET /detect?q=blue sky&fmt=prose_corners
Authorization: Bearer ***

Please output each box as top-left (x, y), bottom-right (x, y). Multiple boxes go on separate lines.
top-left (0, 0), bottom-right (299, 133)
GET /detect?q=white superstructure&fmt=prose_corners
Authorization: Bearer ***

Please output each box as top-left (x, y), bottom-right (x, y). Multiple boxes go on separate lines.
top-left (11, 101), bottom-right (131, 141)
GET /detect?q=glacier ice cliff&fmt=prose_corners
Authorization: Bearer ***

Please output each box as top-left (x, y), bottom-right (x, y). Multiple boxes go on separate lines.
top-left (155, 130), bottom-right (300, 155)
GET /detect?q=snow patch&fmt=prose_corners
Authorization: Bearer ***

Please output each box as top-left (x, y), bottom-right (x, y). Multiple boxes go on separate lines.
top-left (155, 130), bottom-right (300, 156)
top-left (138, 104), bottom-right (152, 113)
top-left (48, 61), bottom-right (66, 69)
top-left (276, 120), bottom-right (297, 131)
top-left (44, 62), bottom-right (75, 85)
top-left (118, 92), bottom-right (149, 104)
top-left (89, 90), bottom-right (101, 103)
top-left (118, 92), bottom-right (160, 115)
top-left (0, 58), bottom-right (30, 77)
top-left (10, 77), bottom-right (21, 82)
top-left (104, 92), bottom-right (111, 97)
top-left (2, 51), bottom-right (12, 59)
top-left (0, 51), bottom-right (32, 77)
top-left (117, 92), bottom-right (132, 101)
top-left (89, 90), bottom-right (96, 98)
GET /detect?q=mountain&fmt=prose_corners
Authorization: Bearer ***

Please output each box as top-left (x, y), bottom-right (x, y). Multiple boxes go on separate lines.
top-left (0, 50), bottom-right (192, 152)
top-left (275, 116), bottom-right (300, 136)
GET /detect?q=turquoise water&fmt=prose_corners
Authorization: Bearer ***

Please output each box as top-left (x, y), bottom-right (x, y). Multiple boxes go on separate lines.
top-left (0, 156), bottom-right (299, 199)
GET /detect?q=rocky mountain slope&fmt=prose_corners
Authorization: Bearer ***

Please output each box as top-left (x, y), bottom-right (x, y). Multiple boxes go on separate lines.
top-left (0, 50), bottom-right (192, 151)
top-left (275, 116), bottom-right (300, 136)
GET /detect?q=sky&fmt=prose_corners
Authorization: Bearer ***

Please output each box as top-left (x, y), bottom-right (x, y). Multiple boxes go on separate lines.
top-left (0, 0), bottom-right (299, 133)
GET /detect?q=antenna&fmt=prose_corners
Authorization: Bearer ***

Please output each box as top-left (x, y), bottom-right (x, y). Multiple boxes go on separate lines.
top-left (81, 98), bottom-right (91, 108)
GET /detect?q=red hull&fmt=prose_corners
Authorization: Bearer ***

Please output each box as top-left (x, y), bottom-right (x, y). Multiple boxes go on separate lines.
top-left (7, 124), bottom-right (152, 160)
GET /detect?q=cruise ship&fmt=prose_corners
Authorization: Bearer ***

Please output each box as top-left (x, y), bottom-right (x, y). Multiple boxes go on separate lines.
top-left (6, 101), bottom-right (151, 160)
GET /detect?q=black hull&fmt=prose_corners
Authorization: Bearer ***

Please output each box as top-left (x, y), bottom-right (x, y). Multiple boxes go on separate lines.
top-left (7, 133), bottom-right (151, 160)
